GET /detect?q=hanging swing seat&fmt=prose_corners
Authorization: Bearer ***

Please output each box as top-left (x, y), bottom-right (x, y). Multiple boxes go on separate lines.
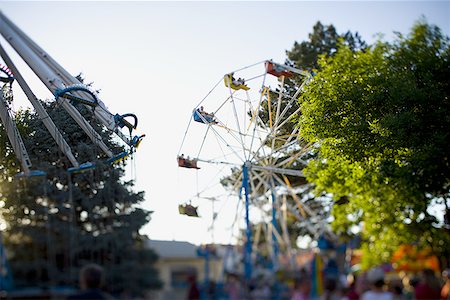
top-left (265, 61), bottom-right (294, 78)
top-left (67, 162), bottom-right (96, 174)
top-left (130, 134), bottom-right (146, 148)
top-left (15, 170), bottom-right (47, 178)
top-left (223, 74), bottom-right (250, 91)
top-left (114, 113), bottom-right (138, 136)
top-left (177, 156), bottom-right (200, 169)
top-left (178, 204), bottom-right (200, 217)
top-left (107, 151), bottom-right (130, 165)
top-left (54, 85), bottom-right (99, 107)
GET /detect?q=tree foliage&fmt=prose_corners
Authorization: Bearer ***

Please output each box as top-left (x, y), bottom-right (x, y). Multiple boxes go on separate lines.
top-left (287, 21), bottom-right (367, 71)
top-left (0, 84), bottom-right (161, 295)
top-left (298, 20), bottom-right (450, 268)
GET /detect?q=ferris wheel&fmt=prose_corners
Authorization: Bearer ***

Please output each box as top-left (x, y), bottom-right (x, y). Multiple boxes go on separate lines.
top-left (178, 60), bottom-right (335, 279)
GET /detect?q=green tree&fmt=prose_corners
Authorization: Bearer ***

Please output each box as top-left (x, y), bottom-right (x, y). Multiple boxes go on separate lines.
top-left (298, 20), bottom-right (450, 268)
top-left (0, 84), bottom-right (161, 295)
top-left (287, 21), bottom-right (367, 71)
top-left (256, 22), bottom-right (367, 243)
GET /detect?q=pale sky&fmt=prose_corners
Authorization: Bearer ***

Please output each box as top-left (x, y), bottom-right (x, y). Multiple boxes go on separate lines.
top-left (0, 1), bottom-right (449, 246)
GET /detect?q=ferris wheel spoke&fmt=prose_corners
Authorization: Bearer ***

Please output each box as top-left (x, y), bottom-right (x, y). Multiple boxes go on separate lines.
top-left (247, 87), bottom-right (272, 154)
top-left (272, 76), bottom-right (285, 132)
top-left (275, 99), bottom-right (300, 130)
top-left (213, 93), bottom-right (234, 116)
top-left (252, 165), bottom-right (304, 177)
top-left (208, 125), bottom-right (245, 164)
top-left (267, 76), bottom-right (296, 166)
top-left (279, 195), bottom-right (291, 244)
top-left (248, 133), bottom-right (271, 164)
top-left (196, 125), bottom-right (212, 158)
top-left (274, 144), bottom-right (312, 169)
top-left (190, 164), bottom-right (230, 197)
top-left (284, 127), bottom-right (300, 147)
top-left (178, 113), bottom-right (195, 156)
top-left (229, 60), bottom-right (268, 74)
top-left (213, 131), bottom-right (231, 162)
top-left (228, 90), bottom-right (248, 160)
top-left (196, 158), bottom-right (241, 167)
top-left (252, 222), bottom-right (263, 255)
top-left (252, 131), bottom-right (272, 166)
top-left (249, 170), bottom-right (271, 199)
top-left (194, 77), bottom-right (224, 109)
top-left (273, 106), bottom-right (302, 134)
top-left (265, 87), bottom-right (274, 130)
top-left (284, 201), bottom-right (320, 238)
top-left (279, 194), bottom-right (295, 266)
top-left (215, 122), bottom-right (253, 144)
top-left (272, 132), bottom-right (301, 142)
top-left (211, 127), bottom-right (249, 165)
top-left (231, 172), bottom-right (244, 199)
top-left (279, 194), bottom-right (320, 238)
top-left (271, 223), bottom-right (285, 249)
top-left (248, 170), bottom-right (266, 199)
top-left (274, 150), bottom-right (306, 169)
top-left (271, 139), bottom-right (298, 156)
top-left (272, 173), bottom-right (336, 239)
top-left (229, 195), bottom-right (244, 244)
top-left (214, 122), bottom-right (252, 156)
top-left (272, 174), bottom-right (309, 217)
top-left (246, 91), bottom-right (263, 136)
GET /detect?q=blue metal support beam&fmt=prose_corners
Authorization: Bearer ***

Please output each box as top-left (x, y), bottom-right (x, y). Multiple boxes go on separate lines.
top-left (242, 162), bottom-right (252, 282)
top-left (271, 184), bottom-right (279, 269)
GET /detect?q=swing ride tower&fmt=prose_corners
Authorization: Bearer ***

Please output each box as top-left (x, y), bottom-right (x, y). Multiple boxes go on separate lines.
top-left (0, 12), bottom-right (145, 288)
top-left (0, 11), bottom-right (144, 175)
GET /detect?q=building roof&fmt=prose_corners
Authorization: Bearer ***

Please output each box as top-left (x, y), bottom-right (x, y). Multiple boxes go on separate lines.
top-left (147, 239), bottom-right (199, 259)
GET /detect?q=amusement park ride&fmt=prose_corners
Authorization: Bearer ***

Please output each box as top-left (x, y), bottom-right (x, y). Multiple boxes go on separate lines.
top-left (0, 12), bottom-right (144, 288)
top-left (0, 11), bottom-right (144, 177)
top-left (178, 59), bottom-right (337, 281)
top-left (0, 11), bottom-right (338, 289)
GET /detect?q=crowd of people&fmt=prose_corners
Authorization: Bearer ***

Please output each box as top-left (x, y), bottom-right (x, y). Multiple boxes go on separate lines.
top-left (289, 267), bottom-right (450, 300)
top-left (65, 263), bottom-right (450, 300)
top-left (185, 267), bottom-right (450, 300)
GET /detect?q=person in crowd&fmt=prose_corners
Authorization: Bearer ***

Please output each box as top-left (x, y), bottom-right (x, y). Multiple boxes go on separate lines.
top-left (388, 278), bottom-right (405, 300)
top-left (441, 269), bottom-right (450, 300)
top-left (291, 276), bottom-right (311, 300)
top-left (346, 274), bottom-right (360, 300)
top-left (67, 264), bottom-right (113, 300)
top-left (321, 277), bottom-right (341, 300)
top-left (186, 274), bottom-right (200, 300)
top-left (415, 268), bottom-right (441, 300)
top-left (361, 267), bottom-right (393, 300)
top-left (207, 280), bottom-right (216, 300)
top-left (224, 273), bottom-right (242, 300)
top-left (250, 279), bottom-right (271, 300)
top-left (356, 271), bottom-right (370, 297)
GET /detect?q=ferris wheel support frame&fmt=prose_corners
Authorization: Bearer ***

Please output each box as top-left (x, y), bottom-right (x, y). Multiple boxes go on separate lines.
top-left (270, 176), bottom-right (279, 271)
top-left (241, 163), bottom-right (283, 281)
top-left (241, 162), bottom-right (252, 282)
